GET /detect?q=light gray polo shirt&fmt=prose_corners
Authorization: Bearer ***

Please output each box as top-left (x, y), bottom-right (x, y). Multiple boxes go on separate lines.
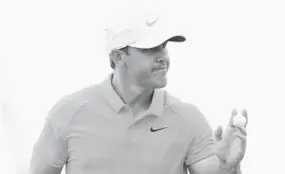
top-left (29, 74), bottom-right (215, 174)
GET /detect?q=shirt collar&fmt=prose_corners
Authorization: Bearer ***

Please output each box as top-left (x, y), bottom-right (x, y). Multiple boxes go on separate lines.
top-left (100, 74), bottom-right (125, 113)
top-left (147, 88), bottom-right (165, 117)
top-left (100, 74), bottom-right (165, 117)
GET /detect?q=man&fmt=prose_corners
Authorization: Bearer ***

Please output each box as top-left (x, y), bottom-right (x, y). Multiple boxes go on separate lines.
top-left (29, 10), bottom-right (247, 174)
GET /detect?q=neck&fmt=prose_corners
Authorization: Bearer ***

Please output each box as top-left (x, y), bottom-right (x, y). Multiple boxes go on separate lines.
top-left (111, 73), bottom-right (153, 111)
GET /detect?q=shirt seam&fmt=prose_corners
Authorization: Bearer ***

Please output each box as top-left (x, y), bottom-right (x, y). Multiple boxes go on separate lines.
top-left (64, 101), bottom-right (89, 140)
top-left (166, 104), bottom-right (195, 142)
top-left (186, 152), bottom-right (216, 166)
top-left (167, 103), bottom-right (216, 165)
top-left (167, 105), bottom-right (196, 157)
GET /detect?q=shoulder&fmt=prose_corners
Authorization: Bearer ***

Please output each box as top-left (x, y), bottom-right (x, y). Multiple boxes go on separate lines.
top-left (45, 84), bottom-right (102, 128)
top-left (164, 91), bottom-right (212, 130)
top-left (164, 91), bottom-right (213, 141)
top-left (165, 91), bottom-right (203, 120)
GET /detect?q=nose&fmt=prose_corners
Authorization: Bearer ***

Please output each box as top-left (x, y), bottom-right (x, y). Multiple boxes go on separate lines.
top-left (155, 50), bottom-right (169, 64)
top-left (155, 54), bottom-right (169, 65)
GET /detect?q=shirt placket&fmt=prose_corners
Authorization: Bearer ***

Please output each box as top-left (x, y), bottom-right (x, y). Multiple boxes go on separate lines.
top-left (121, 106), bottom-right (152, 142)
top-left (121, 105), bottom-right (137, 142)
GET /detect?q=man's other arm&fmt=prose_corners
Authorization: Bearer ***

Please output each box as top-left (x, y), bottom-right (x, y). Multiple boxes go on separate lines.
top-left (29, 120), bottom-right (67, 174)
top-left (29, 96), bottom-right (76, 174)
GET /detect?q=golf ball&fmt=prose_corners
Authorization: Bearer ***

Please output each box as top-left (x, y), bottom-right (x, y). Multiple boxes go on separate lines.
top-left (233, 112), bottom-right (247, 127)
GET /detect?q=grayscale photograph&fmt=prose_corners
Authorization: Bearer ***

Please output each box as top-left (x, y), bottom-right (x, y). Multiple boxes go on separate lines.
top-left (1, 0), bottom-right (284, 174)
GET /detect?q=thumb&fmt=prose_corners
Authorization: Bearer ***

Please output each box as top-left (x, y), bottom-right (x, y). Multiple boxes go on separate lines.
top-left (214, 126), bottom-right (223, 141)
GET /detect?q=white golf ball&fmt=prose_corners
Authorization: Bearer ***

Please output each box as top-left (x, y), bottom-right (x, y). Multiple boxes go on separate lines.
top-left (233, 113), bottom-right (247, 127)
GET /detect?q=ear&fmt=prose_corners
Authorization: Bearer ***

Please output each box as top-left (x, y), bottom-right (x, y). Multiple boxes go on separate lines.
top-left (110, 49), bottom-right (125, 67)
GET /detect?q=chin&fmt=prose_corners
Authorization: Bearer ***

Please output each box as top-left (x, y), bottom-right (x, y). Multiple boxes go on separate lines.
top-left (155, 83), bottom-right (167, 89)
top-left (153, 78), bottom-right (167, 88)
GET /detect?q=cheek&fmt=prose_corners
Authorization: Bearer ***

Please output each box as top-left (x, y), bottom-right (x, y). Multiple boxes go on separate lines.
top-left (128, 62), bottom-right (153, 81)
top-left (135, 68), bottom-right (152, 80)
top-left (125, 53), bottom-right (155, 82)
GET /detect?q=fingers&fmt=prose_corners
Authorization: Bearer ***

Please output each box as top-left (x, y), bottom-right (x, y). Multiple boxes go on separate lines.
top-left (235, 124), bottom-right (247, 136)
top-left (229, 108), bottom-right (238, 127)
top-left (229, 108), bottom-right (249, 127)
top-left (241, 109), bottom-right (249, 127)
top-left (234, 132), bottom-right (247, 150)
top-left (214, 126), bottom-right (223, 141)
top-left (234, 124), bottom-right (247, 152)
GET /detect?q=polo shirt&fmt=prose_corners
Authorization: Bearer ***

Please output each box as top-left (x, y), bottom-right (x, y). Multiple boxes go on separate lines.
top-left (29, 74), bottom-right (216, 174)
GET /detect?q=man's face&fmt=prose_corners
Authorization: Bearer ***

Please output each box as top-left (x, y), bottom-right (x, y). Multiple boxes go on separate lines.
top-left (119, 42), bottom-right (170, 89)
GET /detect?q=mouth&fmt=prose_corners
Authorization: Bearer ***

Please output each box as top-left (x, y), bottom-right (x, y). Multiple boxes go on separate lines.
top-left (153, 67), bottom-right (168, 74)
top-left (153, 67), bottom-right (168, 71)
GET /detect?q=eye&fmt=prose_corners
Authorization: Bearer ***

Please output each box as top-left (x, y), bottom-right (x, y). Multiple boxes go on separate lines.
top-left (162, 41), bottom-right (168, 49)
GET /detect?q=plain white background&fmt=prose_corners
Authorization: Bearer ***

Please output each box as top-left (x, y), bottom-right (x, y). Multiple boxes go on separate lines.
top-left (1, 0), bottom-right (285, 173)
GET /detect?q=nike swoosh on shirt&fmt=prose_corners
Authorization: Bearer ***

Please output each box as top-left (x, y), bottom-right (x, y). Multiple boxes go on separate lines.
top-left (150, 126), bottom-right (168, 132)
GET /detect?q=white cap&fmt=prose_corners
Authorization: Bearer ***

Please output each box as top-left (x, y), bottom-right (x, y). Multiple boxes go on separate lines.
top-left (105, 9), bottom-right (186, 54)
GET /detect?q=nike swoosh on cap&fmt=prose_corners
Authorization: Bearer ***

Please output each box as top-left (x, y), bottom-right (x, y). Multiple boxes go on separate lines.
top-left (146, 17), bottom-right (159, 27)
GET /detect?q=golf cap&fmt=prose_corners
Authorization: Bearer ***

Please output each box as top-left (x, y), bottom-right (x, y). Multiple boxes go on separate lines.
top-left (105, 9), bottom-right (186, 54)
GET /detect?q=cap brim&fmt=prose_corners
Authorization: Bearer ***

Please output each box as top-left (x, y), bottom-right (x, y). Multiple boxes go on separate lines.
top-left (168, 35), bottom-right (186, 42)
top-left (129, 32), bottom-right (186, 49)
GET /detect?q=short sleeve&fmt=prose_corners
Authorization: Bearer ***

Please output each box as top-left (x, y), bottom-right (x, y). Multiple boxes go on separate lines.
top-left (29, 96), bottom-right (73, 173)
top-left (30, 120), bottom-right (68, 168)
top-left (184, 105), bottom-right (216, 166)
